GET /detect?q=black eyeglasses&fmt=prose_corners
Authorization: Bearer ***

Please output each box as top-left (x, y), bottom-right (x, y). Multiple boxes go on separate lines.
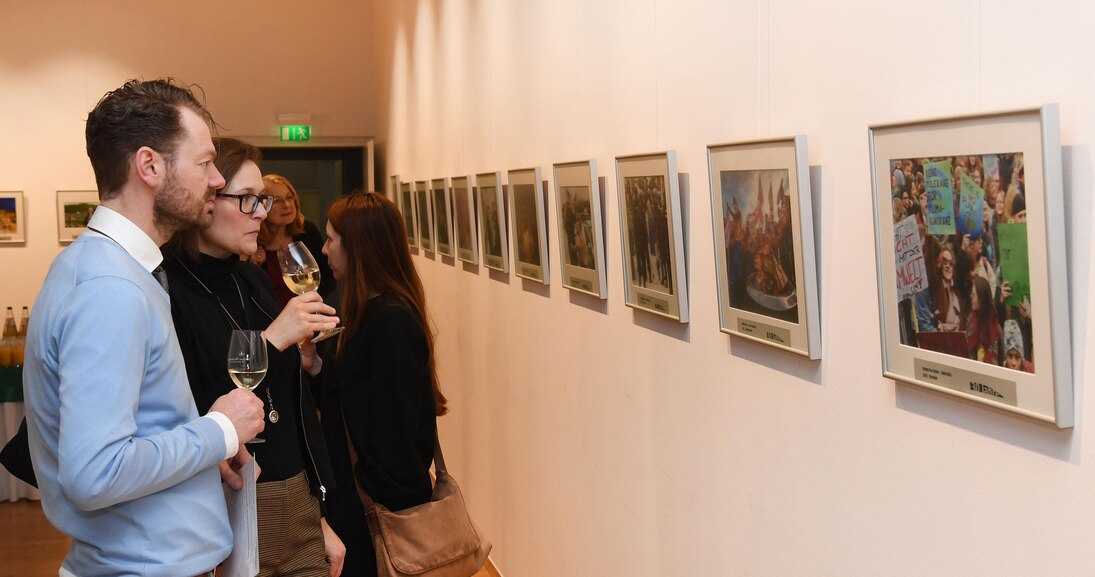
top-left (216, 193), bottom-right (275, 214)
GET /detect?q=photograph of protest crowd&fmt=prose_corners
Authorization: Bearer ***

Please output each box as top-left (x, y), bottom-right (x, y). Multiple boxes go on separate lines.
top-left (889, 152), bottom-right (1034, 373)
top-left (453, 178), bottom-right (477, 263)
top-left (560, 185), bottom-right (595, 270)
top-left (399, 182), bottom-right (416, 247)
top-left (512, 182), bottom-right (544, 270)
top-left (623, 175), bottom-right (674, 296)
top-left (432, 179), bottom-right (452, 256)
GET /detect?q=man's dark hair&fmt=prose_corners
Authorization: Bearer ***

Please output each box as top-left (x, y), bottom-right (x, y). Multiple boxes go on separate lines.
top-left (85, 78), bottom-right (213, 201)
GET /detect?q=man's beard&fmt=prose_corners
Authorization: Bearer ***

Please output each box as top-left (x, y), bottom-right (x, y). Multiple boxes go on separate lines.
top-left (152, 167), bottom-right (214, 240)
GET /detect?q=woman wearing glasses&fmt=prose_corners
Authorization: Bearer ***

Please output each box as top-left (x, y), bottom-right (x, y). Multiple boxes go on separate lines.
top-left (163, 138), bottom-right (347, 577)
top-left (257, 174), bottom-right (337, 307)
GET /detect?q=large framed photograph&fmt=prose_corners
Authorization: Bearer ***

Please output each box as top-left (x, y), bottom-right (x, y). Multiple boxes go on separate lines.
top-left (431, 177), bottom-right (454, 257)
top-left (452, 175), bottom-right (479, 264)
top-left (554, 160), bottom-right (607, 298)
top-left (57, 190), bottom-right (99, 243)
top-left (476, 171), bottom-right (509, 272)
top-left (508, 167), bottom-right (549, 283)
top-left (869, 105), bottom-right (1072, 427)
top-left (707, 136), bottom-right (821, 358)
top-left (616, 151), bottom-right (688, 322)
top-left (415, 180), bottom-right (434, 252)
top-left (399, 181), bottom-right (418, 248)
top-left (0, 191), bottom-right (26, 244)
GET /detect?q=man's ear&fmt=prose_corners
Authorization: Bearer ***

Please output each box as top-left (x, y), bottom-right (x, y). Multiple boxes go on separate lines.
top-left (134, 146), bottom-right (163, 188)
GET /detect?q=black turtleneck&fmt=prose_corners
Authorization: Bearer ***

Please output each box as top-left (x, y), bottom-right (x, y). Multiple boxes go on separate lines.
top-left (164, 254), bottom-right (305, 482)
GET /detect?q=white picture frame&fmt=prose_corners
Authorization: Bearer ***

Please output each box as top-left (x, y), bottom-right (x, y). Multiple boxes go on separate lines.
top-left (399, 181), bottom-right (418, 248)
top-left (869, 105), bottom-right (1072, 427)
top-left (415, 180), bottom-right (433, 252)
top-left (508, 167), bottom-right (549, 283)
top-left (616, 151), bottom-right (688, 322)
top-left (453, 175), bottom-right (479, 265)
top-left (56, 190), bottom-right (99, 244)
top-left (554, 160), bottom-right (608, 298)
top-left (0, 191), bottom-right (26, 244)
top-left (707, 136), bottom-right (821, 358)
top-left (431, 177), bottom-right (454, 258)
top-left (476, 171), bottom-right (509, 273)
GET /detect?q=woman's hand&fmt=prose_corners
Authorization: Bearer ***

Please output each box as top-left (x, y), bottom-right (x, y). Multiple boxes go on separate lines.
top-left (300, 338), bottom-right (323, 376)
top-left (261, 292), bottom-right (339, 351)
top-left (320, 517), bottom-right (346, 577)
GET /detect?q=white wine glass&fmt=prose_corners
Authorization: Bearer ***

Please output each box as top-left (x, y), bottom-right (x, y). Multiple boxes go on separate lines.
top-left (277, 241), bottom-right (344, 343)
top-left (227, 329), bottom-right (268, 444)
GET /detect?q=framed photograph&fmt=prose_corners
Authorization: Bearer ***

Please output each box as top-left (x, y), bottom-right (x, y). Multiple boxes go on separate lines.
top-left (389, 173), bottom-right (399, 201)
top-left (431, 177), bottom-right (454, 257)
top-left (869, 105), bottom-right (1072, 427)
top-left (399, 181), bottom-right (418, 248)
top-left (707, 136), bottom-right (821, 358)
top-left (477, 171), bottom-right (509, 272)
top-left (415, 180), bottom-right (434, 252)
top-left (57, 190), bottom-right (99, 243)
top-left (616, 151), bottom-right (688, 322)
top-left (452, 175), bottom-right (479, 264)
top-left (508, 167), bottom-right (549, 283)
top-left (0, 191), bottom-right (26, 244)
top-left (554, 160), bottom-right (607, 298)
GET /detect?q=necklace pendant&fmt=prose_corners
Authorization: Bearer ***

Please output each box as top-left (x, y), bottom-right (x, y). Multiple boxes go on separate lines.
top-left (268, 409), bottom-right (280, 424)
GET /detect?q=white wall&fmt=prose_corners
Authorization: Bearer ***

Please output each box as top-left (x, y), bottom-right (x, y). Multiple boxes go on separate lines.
top-left (0, 1), bottom-right (376, 309)
top-left (371, 1), bottom-right (1095, 576)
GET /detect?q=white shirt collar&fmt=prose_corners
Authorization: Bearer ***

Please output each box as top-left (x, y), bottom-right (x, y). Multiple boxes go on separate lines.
top-left (84, 206), bottom-right (163, 273)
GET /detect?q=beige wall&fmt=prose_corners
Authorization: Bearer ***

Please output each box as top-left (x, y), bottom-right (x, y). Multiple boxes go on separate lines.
top-left (370, 1), bottom-right (1095, 576)
top-left (0, 0), bottom-right (376, 308)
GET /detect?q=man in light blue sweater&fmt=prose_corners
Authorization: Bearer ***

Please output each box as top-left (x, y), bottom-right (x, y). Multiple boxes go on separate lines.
top-left (23, 79), bottom-right (266, 577)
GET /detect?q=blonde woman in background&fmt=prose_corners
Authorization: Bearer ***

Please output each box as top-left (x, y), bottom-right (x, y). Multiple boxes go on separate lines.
top-left (257, 174), bottom-right (337, 307)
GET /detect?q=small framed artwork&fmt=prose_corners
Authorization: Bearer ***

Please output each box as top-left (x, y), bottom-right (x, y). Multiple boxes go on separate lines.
top-left (707, 136), bottom-right (821, 358)
top-left (431, 177), bottom-right (454, 257)
top-left (452, 175), bottom-right (479, 265)
top-left (477, 171), bottom-right (509, 272)
top-left (616, 151), bottom-right (688, 322)
top-left (415, 180), bottom-right (434, 252)
top-left (389, 173), bottom-right (399, 201)
top-left (399, 181), bottom-right (418, 248)
top-left (0, 191), bottom-right (26, 244)
top-left (869, 105), bottom-right (1072, 427)
top-left (57, 190), bottom-right (100, 243)
top-left (508, 167), bottom-right (549, 283)
top-left (553, 160), bottom-right (607, 298)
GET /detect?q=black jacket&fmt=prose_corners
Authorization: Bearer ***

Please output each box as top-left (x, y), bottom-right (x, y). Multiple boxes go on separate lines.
top-left (165, 254), bottom-right (336, 507)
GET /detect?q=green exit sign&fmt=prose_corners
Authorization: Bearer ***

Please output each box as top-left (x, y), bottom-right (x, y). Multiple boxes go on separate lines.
top-left (279, 125), bottom-right (311, 142)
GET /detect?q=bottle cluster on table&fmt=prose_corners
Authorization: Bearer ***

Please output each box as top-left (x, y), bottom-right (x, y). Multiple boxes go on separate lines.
top-left (0, 306), bottom-right (29, 368)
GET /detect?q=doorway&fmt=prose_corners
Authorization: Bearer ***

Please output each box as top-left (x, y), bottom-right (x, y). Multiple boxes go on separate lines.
top-left (258, 146), bottom-right (369, 225)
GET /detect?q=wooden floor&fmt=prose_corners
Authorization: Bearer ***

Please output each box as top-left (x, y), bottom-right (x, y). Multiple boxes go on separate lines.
top-left (0, 500), bottom-right (70, 577)
top-left (0, 499), bottom-right (500, 577)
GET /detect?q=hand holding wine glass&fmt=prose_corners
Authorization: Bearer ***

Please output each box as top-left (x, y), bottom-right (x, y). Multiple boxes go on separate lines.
top-left (278, 241), bottom-right (343, 343)
top-left (227, 330), bottom-right (268, 444)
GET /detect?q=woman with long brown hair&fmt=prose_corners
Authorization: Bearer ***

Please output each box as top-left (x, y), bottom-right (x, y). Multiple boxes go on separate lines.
top-left (313, 191), bottom-right (447, 577)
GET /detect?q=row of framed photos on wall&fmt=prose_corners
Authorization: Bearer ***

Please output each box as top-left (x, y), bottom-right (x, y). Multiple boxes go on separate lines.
top-left (395, 106), bottom-right (1073, 428)
top-left (0, 190), bottom-right (103, 245)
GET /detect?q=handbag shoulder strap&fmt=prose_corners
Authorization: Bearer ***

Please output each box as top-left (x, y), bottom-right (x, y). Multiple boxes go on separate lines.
top-left (341, 406), bottom-right (444, 511)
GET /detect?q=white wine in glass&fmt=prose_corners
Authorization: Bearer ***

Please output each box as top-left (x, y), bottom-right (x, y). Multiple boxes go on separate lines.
top-left (227, 329), bottom-right (268, 444)
top-left (277, 241), bottom-right (344, 343)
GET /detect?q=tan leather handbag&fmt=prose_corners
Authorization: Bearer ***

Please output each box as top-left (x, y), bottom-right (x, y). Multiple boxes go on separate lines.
top-left (348, 425), bottom-right (491, 577)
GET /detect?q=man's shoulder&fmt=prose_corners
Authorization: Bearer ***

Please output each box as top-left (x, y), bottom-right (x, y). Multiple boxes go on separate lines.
top-left (45, 237), bottom-right (149, 293)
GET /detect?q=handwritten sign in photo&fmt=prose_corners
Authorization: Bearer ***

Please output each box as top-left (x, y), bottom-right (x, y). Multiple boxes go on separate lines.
top-left (894, 215), bottom-right (928, 298)
top-left (924, 160), bottom-right (955, 235)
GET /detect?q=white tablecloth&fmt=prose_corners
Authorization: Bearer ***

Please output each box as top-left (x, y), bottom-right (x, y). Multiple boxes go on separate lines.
top-left (1, 402), bottom-right (39, 502)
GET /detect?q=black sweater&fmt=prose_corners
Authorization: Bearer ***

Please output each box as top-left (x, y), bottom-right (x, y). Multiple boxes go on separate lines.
top-left (320, 293), bottom-right (437, 567)
top-left (165, 254), bottom-right (335, 501)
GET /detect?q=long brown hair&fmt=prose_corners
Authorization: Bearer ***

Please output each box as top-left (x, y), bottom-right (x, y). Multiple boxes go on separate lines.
top-left (328, 191), bottom-right (448, 416)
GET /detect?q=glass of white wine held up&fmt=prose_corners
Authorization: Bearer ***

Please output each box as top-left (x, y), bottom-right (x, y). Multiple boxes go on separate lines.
top-left (227, 329), bottom-right (268, 444)
top-left (277, 241), bottom-right (343, 343)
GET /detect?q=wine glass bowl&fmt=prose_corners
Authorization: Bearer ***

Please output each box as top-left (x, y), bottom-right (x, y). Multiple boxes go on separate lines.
top-left (277, 241), bottom-right (344, 342)
top-left (227, 330), bottom-right (268, 444)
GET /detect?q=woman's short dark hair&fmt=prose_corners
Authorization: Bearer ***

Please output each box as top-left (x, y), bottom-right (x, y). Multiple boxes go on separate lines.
top-left (85, 78), bottom-right (213, 201)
